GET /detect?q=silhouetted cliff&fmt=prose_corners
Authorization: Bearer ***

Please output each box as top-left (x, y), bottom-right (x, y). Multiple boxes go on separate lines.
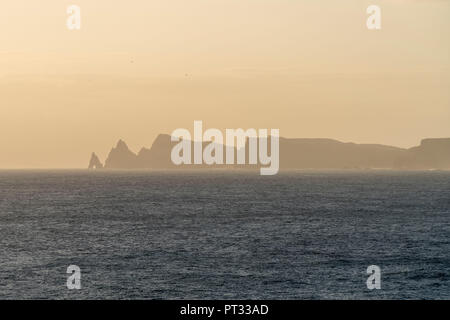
top-left (135, 134), bottom-right (176, 169)
top-left (395, 138), bottom-right (450, 169)
top-left (101, 134), bottom-right (240, 169)
top-left (88, 152), bottom-right (103, 169)
top-left (104, 140), bottom-right (139, 169)
top-left (277, 138), bottom-right (405, 169)
top-left (90, 136), bottom-right (450, 170)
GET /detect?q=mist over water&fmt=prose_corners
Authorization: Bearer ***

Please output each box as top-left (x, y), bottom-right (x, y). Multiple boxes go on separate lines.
top-left (0, 170), bottom-right (449, 299)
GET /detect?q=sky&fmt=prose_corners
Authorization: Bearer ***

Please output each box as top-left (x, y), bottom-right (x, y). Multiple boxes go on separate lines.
top-left (0, 0), bottom-right (449, 168)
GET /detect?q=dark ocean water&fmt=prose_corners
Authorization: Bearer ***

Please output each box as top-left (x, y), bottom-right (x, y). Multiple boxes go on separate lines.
top-left (0, 170), bottom-right (449, 299)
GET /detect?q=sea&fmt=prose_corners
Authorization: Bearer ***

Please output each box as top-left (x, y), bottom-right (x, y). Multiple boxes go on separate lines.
top-left (0, 170), bottom-right (449, 299)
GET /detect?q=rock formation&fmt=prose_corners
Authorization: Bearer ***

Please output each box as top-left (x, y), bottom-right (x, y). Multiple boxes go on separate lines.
top-left (88, 152), bottom-right (104, 169)
top-left (90, 136), bottom-right (450, 170)
top-left (104, 139), bottom-right (139, 169)
top-left (395, 138), bottom-right (450, 169)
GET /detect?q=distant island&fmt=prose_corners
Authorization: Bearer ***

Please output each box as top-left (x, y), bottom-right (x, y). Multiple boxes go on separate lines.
top-left (89, 135), bottom-right (450, 170)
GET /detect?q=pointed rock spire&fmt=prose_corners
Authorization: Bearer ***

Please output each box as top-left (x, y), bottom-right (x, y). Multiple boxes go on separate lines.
top-left (88, 152), bottom-right (104, 169)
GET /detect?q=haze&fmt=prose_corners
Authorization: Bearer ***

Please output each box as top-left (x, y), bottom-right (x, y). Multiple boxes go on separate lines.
top-left (0, 0), bottom-right (449, 168)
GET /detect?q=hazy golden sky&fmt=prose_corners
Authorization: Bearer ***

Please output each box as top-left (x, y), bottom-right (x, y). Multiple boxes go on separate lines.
top-left (1, 0), bottom-right (449, 167)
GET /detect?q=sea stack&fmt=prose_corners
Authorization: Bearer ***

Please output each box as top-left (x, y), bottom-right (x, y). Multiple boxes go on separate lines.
top-left (88, 152), bottom-right (104, 169)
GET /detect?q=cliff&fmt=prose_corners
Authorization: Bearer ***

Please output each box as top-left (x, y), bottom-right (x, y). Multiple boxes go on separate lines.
top-left (395, 138), bottom-right (450, 169)
top-left (88, 152), bottom-right (103, 169)
top-left (89, 136), bottom-right (450, 170)
top-left (276, 138), bottom-right (405, 169)
top-left (104, 139), bottom-right (140, 169)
